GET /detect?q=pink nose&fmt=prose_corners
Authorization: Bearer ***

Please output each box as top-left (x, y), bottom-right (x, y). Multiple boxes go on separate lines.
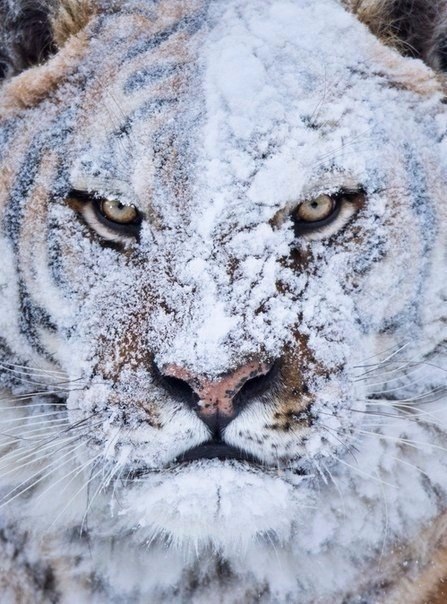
top-left (159, 360), bottom-right (274, 430)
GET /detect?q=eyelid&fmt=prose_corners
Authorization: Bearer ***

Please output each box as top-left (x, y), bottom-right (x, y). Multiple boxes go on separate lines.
top-left (272, 188), bottom-right (363, 241)
top-left (294, 190), bottom-right (364, 240)
top-left (66, 189), bottom-right (143, 243)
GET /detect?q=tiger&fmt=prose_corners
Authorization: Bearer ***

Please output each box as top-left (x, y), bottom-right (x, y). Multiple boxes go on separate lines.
top-left (0, 0), bottom-right (446, 602)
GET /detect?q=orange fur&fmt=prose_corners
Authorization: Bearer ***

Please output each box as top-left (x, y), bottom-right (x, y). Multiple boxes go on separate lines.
top-left (51, 0), bottom-right (96, 47)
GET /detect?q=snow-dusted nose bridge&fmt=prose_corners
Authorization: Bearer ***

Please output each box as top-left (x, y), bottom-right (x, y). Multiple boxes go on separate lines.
top-left (148, 217), bottom-right (295, 378)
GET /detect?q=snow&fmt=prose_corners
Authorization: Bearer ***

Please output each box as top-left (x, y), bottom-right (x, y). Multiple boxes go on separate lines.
top-left (0, 0), bottom-right (446, 601)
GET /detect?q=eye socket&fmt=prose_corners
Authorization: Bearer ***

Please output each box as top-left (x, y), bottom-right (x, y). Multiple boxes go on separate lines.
top-left (99, 198), bottom-right (140, 225)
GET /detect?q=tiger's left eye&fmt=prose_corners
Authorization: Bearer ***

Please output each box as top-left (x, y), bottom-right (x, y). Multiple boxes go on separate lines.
top-left (100, 199), bottom-right (139, 224)
top-left (294, 194), bottom-right (337, 223)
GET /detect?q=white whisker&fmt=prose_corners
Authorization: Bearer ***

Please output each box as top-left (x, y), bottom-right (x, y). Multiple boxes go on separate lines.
top-left (0, 438), bottom-right (89, 510)
top-left (0, 411), bottom-right (69, 425)
top-left (0, 403), bottom-right (69, 410)
top-left (356, 429), bottom-right (447, 455)
top-left (0, 361), bottom-right (67, 377)
top-left (333, 455), bottom-right (396, 488)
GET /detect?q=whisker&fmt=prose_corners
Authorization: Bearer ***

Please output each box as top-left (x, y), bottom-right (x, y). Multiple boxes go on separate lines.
top-left (363, 388), bottom-right (447, 405)
top-left (0, 411), bottom-right (70, 425)
top-left (351, 405), bottom-right (447, 425)
top-left (0, 365), bottom-right (84, 389)
top-left (0, 419), bottom-right (71, 439)
top-left (354, 342), bottom-right (410, 368)
top-left (0, 438), bottom-right (89, 510)
top-left (320, 424), bottom-right (359, 462)
top-left (81, 460), bottom-right (117, 531)
top-left (355, 359), bottom-right (447, 384)
top-left (332, 455), bottom-right (396, 488)
top-left (0, 421), bottom-right (102, 468)
top-left (0, 427), bottom-right (91, 469)
top-left (0, 361), bottom-right (67, 376)
top-left (0, 403), bottom-right (69, 410)
top-left (363, 376), bottom-right (430, 394)
top-left (0, 417), bottom-right (73, 440)
top-left (0, 417), bottom-right (98, 451)
top-left (0, 433), bottom-right (84, 482)
top-left (81, 427), bottom-right (122, 528)
top-left (357, 365), bottom-right (422, 387)
top-left (49, 449), bottom-right (101, 500)
top-left (47, 451), bottom-right (109, 530)
top-left (389, 455), bottom-right (431, 480)
top-left (0, 389), bottom-right (82, 402)
top-left (356, 429), bottom-right (447, 455)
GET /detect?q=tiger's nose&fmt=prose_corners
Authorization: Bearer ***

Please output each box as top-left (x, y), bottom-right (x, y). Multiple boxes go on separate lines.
top-left (154, 360), bottom-right (276, 433)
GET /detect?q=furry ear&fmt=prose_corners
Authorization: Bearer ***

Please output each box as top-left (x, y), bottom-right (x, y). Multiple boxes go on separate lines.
top-left (0, 1), bottom-right (56, 79)
top-left (0, 0), bottom-right (94, 80)
top-left (51, 0), bottom-right (94, 48)
top-left (347, 0), bottom-right (447, 71)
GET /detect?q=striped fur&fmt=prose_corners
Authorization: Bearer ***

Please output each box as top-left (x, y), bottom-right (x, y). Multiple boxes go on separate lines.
top-left (0, 1), bottom-right (446, 602)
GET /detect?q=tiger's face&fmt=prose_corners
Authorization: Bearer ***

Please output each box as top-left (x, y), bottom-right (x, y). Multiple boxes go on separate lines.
top-left (1, 0), bottom-right (446, 566)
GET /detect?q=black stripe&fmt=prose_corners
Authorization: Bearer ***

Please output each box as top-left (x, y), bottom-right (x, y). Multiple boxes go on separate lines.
top-left (404, 151), bottom-right (437, 254)
top-left (2, 116), bottom-right (73, 358)
top-left (112, 97), bottom-right (178, 139)
top-left (3, 139), bottom-right (44, 252)
top-left (2, 106), bottom-right (75, 251)
top-left (377, 148), bottom-right (436, 335)
top-left (17, 276), bottom-right (58, 358)
top-left (124, 4), bottom-right (208, 62)
top-left (0, 118), bottom-right (21, 162)
top-left (124, 63), bottom-right (180, 94)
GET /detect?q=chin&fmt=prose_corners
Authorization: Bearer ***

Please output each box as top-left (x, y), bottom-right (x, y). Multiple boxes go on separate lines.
top-left (115, 461), bottom-right (308, 555)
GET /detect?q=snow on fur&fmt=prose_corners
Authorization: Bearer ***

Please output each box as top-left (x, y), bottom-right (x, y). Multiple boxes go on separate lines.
top-left (0, 0), bottom-right (446, 602)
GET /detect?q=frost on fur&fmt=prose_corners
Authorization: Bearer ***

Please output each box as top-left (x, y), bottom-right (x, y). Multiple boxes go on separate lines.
top-left (347, 0), bottom-right (447, 70)
top-left (0, 0), bottom-right (94, 79)
top-left (0, 0), bottom-right (446, 603)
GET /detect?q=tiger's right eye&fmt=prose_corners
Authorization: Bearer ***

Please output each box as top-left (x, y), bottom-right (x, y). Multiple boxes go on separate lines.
top-left (288, 187), bottom-right (364, 239)
top-left (294, 194), bottom-right (336, 223)
top-left (100, 199), bottom-right (140, 225)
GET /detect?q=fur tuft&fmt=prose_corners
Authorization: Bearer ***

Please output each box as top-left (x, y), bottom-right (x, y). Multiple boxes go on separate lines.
top-left (51, 0), bottom-right (95, 48)
top-left (346, 0), bottom-right (447, 71)
top-left (0, 0), bottom-right (95, 80)
top-left (0, 0), bottom-right (56, 79)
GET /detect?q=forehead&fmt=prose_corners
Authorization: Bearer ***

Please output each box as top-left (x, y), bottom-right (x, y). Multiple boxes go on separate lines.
top-left (70, 0), bottom-right (439, 220)
top-left (50, 0), bottom-right (444, 376)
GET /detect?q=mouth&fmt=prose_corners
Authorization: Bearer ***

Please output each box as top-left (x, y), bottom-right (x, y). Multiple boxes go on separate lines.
top-left (176, 441), bottom-right (263, 465)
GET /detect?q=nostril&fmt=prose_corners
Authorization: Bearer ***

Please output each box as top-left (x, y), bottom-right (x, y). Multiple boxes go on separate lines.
top-left (234, 361), bottom-right (279, 403)
top-left (152, 364), bottom-right (199, 405)
top-left (163, 375), bottom-right (199, 403)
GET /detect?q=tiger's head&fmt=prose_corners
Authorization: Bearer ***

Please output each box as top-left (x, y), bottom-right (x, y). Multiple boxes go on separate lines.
top-left (0, 0), bottom-right (446, 598)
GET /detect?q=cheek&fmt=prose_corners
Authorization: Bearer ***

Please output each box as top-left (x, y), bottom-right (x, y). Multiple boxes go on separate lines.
top-left (353, 223), bottom-right (426, 329)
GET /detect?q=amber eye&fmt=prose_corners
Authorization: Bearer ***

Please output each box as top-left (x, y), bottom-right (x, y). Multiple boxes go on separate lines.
top-left (100, 199), bottom-right (139, 224)
top-left (294, 194), bottom-right (336, 223)
top-left (289, 188), bottom-right (364, 237)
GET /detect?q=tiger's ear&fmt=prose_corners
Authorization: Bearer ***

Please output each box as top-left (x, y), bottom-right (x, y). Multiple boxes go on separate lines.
top-left (347, 0), bottom-right (447, 72)
top-left (0, 0), bottom-right (94, 81)
top-left (0, 1), bottom-right (55, 79)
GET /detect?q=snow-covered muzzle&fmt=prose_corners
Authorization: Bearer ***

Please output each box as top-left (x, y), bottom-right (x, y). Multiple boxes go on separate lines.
top-left (0, 0), bottom-right (446, 567)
